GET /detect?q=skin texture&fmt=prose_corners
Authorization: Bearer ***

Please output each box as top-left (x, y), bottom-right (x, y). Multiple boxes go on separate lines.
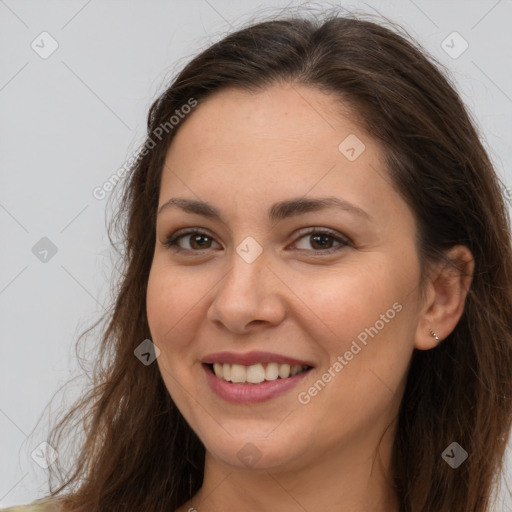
top-left (146, 83), bottom-right (474, 512)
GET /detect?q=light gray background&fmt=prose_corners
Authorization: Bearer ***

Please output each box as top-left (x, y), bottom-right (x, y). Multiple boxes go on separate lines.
top-left (1, 0), bottom-right (511, 508)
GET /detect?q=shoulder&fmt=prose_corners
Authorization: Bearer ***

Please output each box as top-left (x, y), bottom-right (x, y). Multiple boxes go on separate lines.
top-left (0, 498), bottom-right (64, 512)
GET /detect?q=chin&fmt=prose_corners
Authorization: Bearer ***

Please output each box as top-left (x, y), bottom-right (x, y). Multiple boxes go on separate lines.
top-left (199, 427), bottom-right (310, 472)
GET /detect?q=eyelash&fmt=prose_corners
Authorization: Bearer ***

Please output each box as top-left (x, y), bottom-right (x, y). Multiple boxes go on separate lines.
top-left (163, 227), bottom-right (352, 255)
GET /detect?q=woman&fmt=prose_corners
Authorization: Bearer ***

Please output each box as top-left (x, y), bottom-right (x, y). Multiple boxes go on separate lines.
top-left (4, 8), bottom-right (511, 512)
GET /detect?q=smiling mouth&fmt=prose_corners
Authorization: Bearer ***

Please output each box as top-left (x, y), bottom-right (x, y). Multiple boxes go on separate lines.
top-left (205, 362), bottom-right (313, 384)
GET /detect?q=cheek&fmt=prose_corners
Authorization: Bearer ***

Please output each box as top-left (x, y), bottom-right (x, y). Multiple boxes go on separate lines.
top-left (147, 266), bottom-right (195, 377)
top-left (292, 262), bottom-right (398, 342)
top-left (291, 260), bottom-right (416, 390)
top-left (146, 265), bottom-right (173, 342)
top-left (290, 275), bottom-right (413, 436)
top-left (146, 261), bottom-right (203, 344)
top-left (146, 262), bottom-right (205, 410)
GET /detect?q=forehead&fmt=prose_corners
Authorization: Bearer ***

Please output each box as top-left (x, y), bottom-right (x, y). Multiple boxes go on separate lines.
top-left (169, 83), bottom-right (361, 156)
top-left (158, 83), bottom-right (408, 229)
top-left (163, 84), bottom-right (371, 180)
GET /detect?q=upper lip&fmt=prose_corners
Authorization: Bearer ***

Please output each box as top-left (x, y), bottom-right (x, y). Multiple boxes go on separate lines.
top-left (202, 350), bottom-right (314, 367)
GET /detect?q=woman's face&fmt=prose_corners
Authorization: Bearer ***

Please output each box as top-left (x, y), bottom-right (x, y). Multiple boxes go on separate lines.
top-left (147, 83), bottom-right (425, 472)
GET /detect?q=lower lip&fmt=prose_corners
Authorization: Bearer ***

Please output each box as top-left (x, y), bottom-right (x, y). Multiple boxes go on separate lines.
top-left (203, 363), bottom-right (312, 403)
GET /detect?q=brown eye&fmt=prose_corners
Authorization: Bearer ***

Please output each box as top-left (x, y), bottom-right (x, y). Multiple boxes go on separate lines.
top-left (293, 229), bottom-right (351, 253)
top-left (310, 233), bottom-right (335, 250)
top-left (164, 230), bottom-right (220, 252)
top-left (186, 233), bottom-right (213, 250)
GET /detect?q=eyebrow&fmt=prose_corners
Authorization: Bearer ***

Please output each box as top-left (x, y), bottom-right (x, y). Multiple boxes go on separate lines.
top-left (157, 196), bottom-right (373, 223)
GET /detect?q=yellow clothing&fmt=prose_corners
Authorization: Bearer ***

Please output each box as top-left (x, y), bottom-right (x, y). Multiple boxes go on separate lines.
top-left (0, 498), bottom-right (63, 512)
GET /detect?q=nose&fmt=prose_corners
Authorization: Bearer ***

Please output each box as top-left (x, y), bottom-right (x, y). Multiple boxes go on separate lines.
top-left (206, 249), bottom-right (287, 334)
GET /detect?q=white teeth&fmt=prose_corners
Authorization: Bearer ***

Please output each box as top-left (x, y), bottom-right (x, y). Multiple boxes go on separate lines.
top-left (278, 363), bottom-right (290, 379)
top-left (213, 363), bottom-right (223, 378)
top-left (246, 364), bottom-right (266, 384)
top-left (230, 364), bottom-right (246, 383)
top-left (210, 362), bottom-right (310, 383)
top-left (265, 362), bottom-right (279, 381)
top-left (222, 363), bottom-right (231, 382)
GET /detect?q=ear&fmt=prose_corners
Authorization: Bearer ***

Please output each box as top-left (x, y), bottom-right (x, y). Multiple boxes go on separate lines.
top-left (414, 245), bottom-right (474, 350)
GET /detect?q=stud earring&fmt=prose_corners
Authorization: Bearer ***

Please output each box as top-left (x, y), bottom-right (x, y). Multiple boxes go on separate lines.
top-left (429, 328), bottom-right (439, 341)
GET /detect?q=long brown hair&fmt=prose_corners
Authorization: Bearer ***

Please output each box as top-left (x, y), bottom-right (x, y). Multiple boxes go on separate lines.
top-left (45, 7), bottom-right (512, 511)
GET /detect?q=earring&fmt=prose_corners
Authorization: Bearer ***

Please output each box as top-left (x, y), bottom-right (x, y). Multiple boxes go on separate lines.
top-left (429, 328), bottom-right (439, 341)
